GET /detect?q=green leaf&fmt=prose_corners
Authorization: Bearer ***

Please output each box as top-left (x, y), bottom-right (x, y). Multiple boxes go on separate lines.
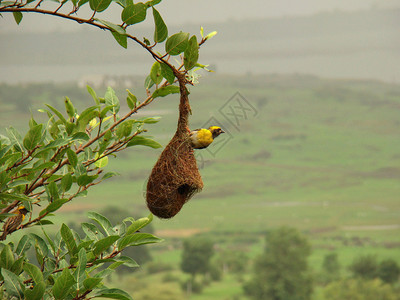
top-left (165, 32), bottom-right (189, 55)
top-left (7, 179), bottom-right (30, 188)
top-left (144, 75), bottom-right (155, 89)
top-left (28, 233), bottom-right (49, 258)
top-left (204, 30), bottom-right (217, 41)
top-left (6, 126), bottom-right (23, 152)
top-left (94, 155), bottom-right (108, 168)
top-left (82, 222), bottom-right (104, 241)
top-left (71, 132), bottom-right (90, 142)
top-left (13, 11), bottom-right (23, 25)
top-left (152, 7), bottom-right (168, 43)
top-left (23, 124), bottom-right (43, 151)
top-left (150, 61), bottom-right (163, 84)
top-left (91, 258), bottom-right (117, 265)
top-left (87, 212), bottom-right (114, 236)
top-left (77, 174), bottom-right (98, 186)
top-left (93, 235), bottom-right (119, 256)
top-left (76, 106), bottom-right (99, 132)
top-left (100, 105), bottom-right (116, 118)
top-left (23, 263), bottom-right (44, 284)
top-left (52, 268), bottom-right (76, 300)
top-left (111, 31), bottom-right (128, 49)
top-left (35, 220), bottom-right (54, 226)
top-left (126, 214), bottom-right (153, 235)
top-left (89, 0), bottom-right (112, 12)
top-left (74, 248), bottom-right (87, 286)
top-left (115, 121), bottom-right (133, 139)
top-left (47, 181), bottom-right (59, 201)
top-left (184, 35), bottom-right (199, 70)
top-left (35, 138), bottom-right (68, 155)
top-left (16, 235), bottom-right (32, 256)
top-left (64, 97), bottom-right (75, 119)
top-left (77, 240), bottom-right (94, 252)
top-left (61, 173), bottom-right (73, 192)
top-left (66, 148), bottom-right (78, 167)
top-left (116, 256), bottom-right (139, 268)
top-left (61, 223), bottom-right (78, 257)
top-left (105, 87), bottom-right (120, 114)
top-left (96, 19), bottom-right (126, 35)
top-left (41, 227), bottom-right (56, 253)
top-left (46, 198), bottom-right (68, 213)
top-left (45, 104), bottom-right (67, 124)
top-left (152, 85), bottom-right (180, 98)
top-left (78, 0), bottom-right (89, 7)
top-left (121, 3), bottom-right (147, 25)
top-left (1, 269), bottom-right (24, 299)
top-left (160, 63), bottom-right (175, 84)
top-left (29, 113), bottom-right (38, 128)
top-left (10, 257), bottom-right (24, 275)
top-left (0, 152), bottom-right (22, 167)
top-left (87, 85), bottom-right (100, 105)
top-left (0, 193), bottom-right (32, 203)
top-left (83, 277), bottom-right (102, 291)
top-left (126, 136), bottom-right (162, 149)
top-left (1, 244), bottom-right (15, 270)
top-left (118, 233), bottom-right (162, 250)
top-left (141, 117), bottom-right (161, 124)
top-left (31, 161), bottom-right (57, 172)
top-left (126, 89), bottom-right (137, 110)
top-left (102, 171), bottom-right (119, 180)
top-left (145, 0), bottom-right (161, 6)
top-left (24, 281), bottom-right (45, 300)
top-left (94, 288), bottom-right (133, 300)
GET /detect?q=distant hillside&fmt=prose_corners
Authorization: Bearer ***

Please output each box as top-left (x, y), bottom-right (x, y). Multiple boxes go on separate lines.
top-left (1, 9), bottom-right (399, 83)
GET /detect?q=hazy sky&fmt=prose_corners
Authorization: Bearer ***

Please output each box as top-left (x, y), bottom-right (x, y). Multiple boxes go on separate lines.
top-left (1, 0), bottom-right (398, 33)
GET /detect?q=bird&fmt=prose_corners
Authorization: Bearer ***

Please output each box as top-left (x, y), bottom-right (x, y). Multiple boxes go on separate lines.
top-left (189, 126), bottom-right (225, 149)
top-left (0, 206), bottom-right (28, 240)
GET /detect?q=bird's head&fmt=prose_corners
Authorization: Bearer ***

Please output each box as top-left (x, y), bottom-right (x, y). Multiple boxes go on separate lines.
top-left (17, 206), bottom-right (28, 215)
top-left (208, 126), bottom-right (225, 138)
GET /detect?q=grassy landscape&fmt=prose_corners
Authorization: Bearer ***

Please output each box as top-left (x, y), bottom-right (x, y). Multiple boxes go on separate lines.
top-left (1, 74), bottom-right (399, 299)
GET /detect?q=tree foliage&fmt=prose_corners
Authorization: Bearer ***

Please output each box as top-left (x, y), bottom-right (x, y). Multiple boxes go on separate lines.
top-left (323, 278), bottom-right (398, 300)
top-left (181, 237), bottom-right (214, 277)
top-left (243, 226), bottom-right (313, 300)
top-left (378, 259), bottom-right (400, 285)
top-left (320, 252), bottom-right (341, 283)
top-left (349, 255), bottom-right (400, 285)
top-left (0, 0), bottom-right (216, 298)
top-left (349, 254), bottom-right (379, 280)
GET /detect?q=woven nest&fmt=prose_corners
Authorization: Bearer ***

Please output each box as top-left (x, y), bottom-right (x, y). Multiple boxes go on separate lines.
top-left (146, 84), bottom-right (203, 218)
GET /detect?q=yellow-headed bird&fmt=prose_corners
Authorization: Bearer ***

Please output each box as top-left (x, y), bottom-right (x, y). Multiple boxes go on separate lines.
top-left (1, 206), bottom-right (28, 240)
top-left (190, 126), bottom-right (225, 149)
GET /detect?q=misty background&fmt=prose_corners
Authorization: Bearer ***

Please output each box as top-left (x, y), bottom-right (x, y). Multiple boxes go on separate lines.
top-left (1, 0), bottom-right (399, 84)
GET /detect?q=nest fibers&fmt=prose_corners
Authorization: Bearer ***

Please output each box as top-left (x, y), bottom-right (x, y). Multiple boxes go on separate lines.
top-left (146, 84), bottom-right (203, 218)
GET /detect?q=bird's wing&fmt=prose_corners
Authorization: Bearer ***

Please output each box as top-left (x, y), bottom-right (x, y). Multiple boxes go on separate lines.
top-left (190, 128), bottom-right (203, 135)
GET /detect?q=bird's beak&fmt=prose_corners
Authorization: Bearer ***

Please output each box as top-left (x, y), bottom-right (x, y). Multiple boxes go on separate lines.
top-left (221, 130), bottom-right (225, 133)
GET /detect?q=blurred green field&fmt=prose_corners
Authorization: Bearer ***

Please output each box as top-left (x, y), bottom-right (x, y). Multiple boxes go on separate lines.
top-left (1, 74), bottom-right (399, 299)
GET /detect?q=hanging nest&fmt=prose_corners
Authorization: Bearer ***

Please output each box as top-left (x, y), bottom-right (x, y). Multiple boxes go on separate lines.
top-left (146, 83), bottom-right (203, 218)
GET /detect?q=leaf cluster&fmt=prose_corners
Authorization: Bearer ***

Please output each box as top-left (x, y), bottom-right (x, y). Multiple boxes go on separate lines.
top-left (0, 212), bottom-right (161, 299)
top-left (0, 86), bottom-right (161, 234)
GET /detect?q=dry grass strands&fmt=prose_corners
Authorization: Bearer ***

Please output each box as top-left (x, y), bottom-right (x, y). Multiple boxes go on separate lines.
top-left (146, 84), bottom-right (203, 218)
